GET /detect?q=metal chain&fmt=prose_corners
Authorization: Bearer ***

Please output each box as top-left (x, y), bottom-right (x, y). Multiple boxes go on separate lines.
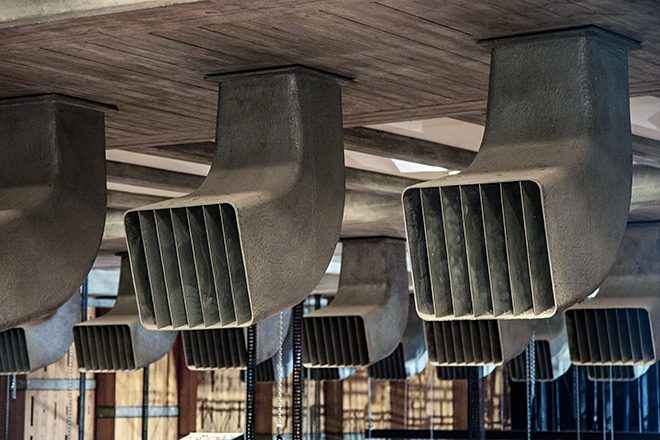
top-left (292, 301), bottom-right (304, 440)
top-left (276, 311), bottom-right (285, 439)
top-left (526, 331), bottom-right (536, 440)
top-left (245, 324), bottom-right (257, 440)
top-left (66, 348), bottom-right (74, 440)
top-left (142, 366), bottom-right (150, 440)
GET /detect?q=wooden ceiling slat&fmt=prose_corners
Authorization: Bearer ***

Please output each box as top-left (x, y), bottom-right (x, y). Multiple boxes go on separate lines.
top-left (0, 0), bottom-right (657, 152)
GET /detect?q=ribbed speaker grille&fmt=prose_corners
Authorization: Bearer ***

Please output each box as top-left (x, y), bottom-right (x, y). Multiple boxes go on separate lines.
top-left (73, 325), bottom-right (136, 371)
top-left (307, 368), bottom-right (344, 382)
top-left (303, 316), bottom-right (369, 367)
top-left (368, 344), bottom-right (406, 380)
top-left (182, 329), bottom-right (247, 369)
top-left (436, 366), bottom-right (480, 381)
top-left (566, 308), bottom-right (654, 364)
top-left (424, 320), bottom-right (503, 365)
top-left (508, 340), bottom-right (552, 381)
top-left (587, 366), bottom-right (643, 381)
top-left (404, 182), bottom-right (552, 319)
top-left (0, 329), bottom-right (29, 373)
top-left (125, 204), bottom-right (250, 329)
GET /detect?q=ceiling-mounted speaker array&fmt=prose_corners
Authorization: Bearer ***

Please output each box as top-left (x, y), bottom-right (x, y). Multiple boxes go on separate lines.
top-left (0, 295), bottom-right (79, 375)
top-left (0, 94), bottom-right (111, 332)
top-left (368, 296), bottom-right (428, 380)
top-left (303, 237), bottom-right (409, 368)
top-left (403, 26), bottom-right (638, 321)
top-left (182, 312), bottom-right (290, 370)
top-left (74, 254), bottom-right (177, 372)
top-left (436, 366), bottom-right (495, 381)
top-left (587, 365), bottom-right (650, 382)
top-left (125, 66), bottom-right (348, 330)
top-left (566, 222), bottom-right (660, 366)
top-left (508, 315), bottom-right (571, 382)
top-left (424, 319), bottom-right (533, 366)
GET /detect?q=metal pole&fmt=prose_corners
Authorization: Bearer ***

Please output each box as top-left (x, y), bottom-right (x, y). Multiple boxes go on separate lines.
top-left (292, 301), bottom-right (304, 440)
top-left (142, 366), bottom-right (150, 440)
top-left (3, 376), bottom-right (10, 440)
top-left (314, 295), bottom-right (321, 437)
top-left (78, 278), bottom-right (89, 439)
top-left (245, 324), bottom-right (257, 440)
top-left (467, 367), bottom-right (485, 440)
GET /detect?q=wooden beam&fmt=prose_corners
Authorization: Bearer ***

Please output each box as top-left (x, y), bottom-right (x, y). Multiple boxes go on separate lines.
top-left (107, 191), bottom-right (163, 210)
top-left (389, 381), bottom-right (407, 429)
top-left (173, 336), bottom-right (198, 438)
top-left (255, 383), bottom-right (273, 434)
top-left (344, 127), bottom-right (475, 170)
top-left (106, 161), bottom-right (416, 196)
top-left (94, 307), bottom-right (115, 440)
top-left (452, 381), bottom-right (468, 430)
top-left (106, 161), bottom-right (202, 194)
top-left (632, 134), bottom-right (660, 166)
top-left (323, 380), bottom-right (343, 434)
top-left (342, 101), bottom-right (488, 127)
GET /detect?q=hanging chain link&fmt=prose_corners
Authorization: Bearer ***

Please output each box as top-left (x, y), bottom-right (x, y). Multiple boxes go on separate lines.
top-left (66, 348), bottom-right (74, 440)
top-left (526, 331), bottom-right (536, 440)
top-left (276, 311), bottom-right (285, 439)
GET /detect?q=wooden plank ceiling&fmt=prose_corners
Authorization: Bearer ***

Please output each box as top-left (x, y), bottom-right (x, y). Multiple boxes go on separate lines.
top-left (0, 0), bottom-right (658, 153)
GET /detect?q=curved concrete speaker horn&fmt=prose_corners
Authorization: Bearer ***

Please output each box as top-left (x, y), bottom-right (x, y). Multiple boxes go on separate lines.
top-left (307, 367), bottom-right (356, 382)
top-left (182, 311), bottom-right (290, 370)
top-left (303, 237), bottom-right (409, 368)
top-left (0, 295), bottom-right (80, 374)
top-left (0, 94), bottom-right (110, 331)
top-left (403, 26), bottom-right (638, 321)
top-left (424, 319), bottom-right (533, 366)
top-left (508, 315), bottom-right (571, 382)
top-left (566, 222), bottom-right (660, 366)
top-left (74, 254), bottom-right (176, 372)
top-left (368, 296), bottom-right (428, 380)
top-left (587, 365), bottom-right (650, 382)
top-left (125, 66), bottom-right (347, 330)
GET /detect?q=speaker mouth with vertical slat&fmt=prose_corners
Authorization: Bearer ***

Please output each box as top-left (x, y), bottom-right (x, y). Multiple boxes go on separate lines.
top-left (182, 311), bottom-right (287, 371)
top-left (424, 320), bottom-right (503, 366)
top-left (125, 203), bottom-right (249, 330)
top-left (74, 325), bottom-right (136, 371)
top-left (182, 328), bottom-right (247, 370)
top-left (508, 340), bottom-right (554, 382)
top-left (306, 367), bottom-right (356, 382)
top-left (436, 366), bottom-right (494, 381)
top-left (303, 315), bottom-right (369, 367)
top-left (587, 365), bottom-right (649, 381)
top-left (368, 344), bottom-right (406, 380)
top-left (124, 66), bottom-right (346, 330)
top-left (405, 181), bottom-right (553, 320)
top-left (0, 329), bottom-right (29, 374)
top-left (403, 27), bottom-right (638, 322)
top-left (566, 308), bottom-right (655, 365)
